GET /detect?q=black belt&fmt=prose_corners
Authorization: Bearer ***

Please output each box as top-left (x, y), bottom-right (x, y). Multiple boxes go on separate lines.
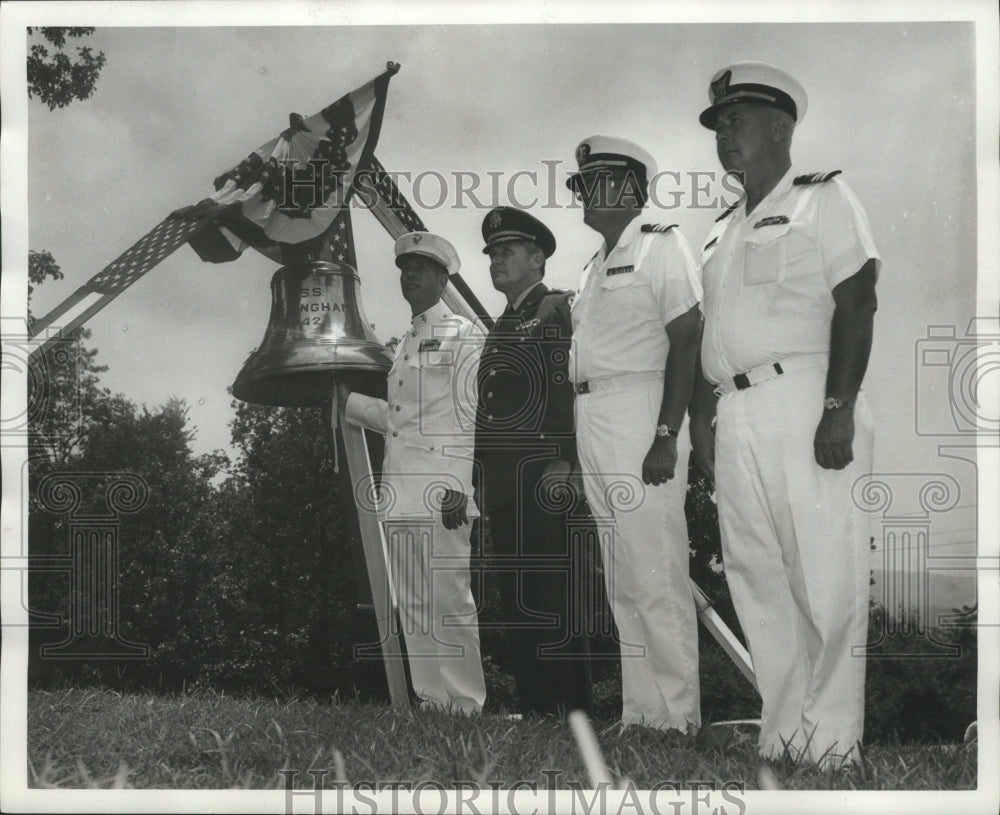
top-left (733, 362), bottom-right (783, 391)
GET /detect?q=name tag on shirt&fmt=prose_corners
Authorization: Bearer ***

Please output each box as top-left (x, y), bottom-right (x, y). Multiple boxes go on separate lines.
top-left (606, 265), bottom-right (634, 276)
top-left (753, 215), bottom-right (790, 228)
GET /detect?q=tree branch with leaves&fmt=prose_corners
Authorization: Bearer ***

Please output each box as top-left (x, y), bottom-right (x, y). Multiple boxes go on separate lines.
top-left (27, 27), bottom-right (107, 110)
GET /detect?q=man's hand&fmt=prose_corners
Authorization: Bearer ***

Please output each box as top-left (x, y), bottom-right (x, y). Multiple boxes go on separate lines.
top-left (642, 436), bottom-right (677, 486)
top-left (814, 407), bottom-right (855, 470)
top-left (441, 489), bottom-right (469, 529)
top-left (689, 414), bottom-right (716, 484)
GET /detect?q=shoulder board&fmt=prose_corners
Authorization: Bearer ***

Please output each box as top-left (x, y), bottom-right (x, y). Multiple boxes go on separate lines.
top-left (536, 289), bottom-right (573, 324)
top-left (640, 223), bottom-right (677, 234)
top-left (583, 249), bottom-right (601, 270)
top-left (793, 170), bottom-right (842, 185)
top-left (715, 201), bottom-right (741, 222)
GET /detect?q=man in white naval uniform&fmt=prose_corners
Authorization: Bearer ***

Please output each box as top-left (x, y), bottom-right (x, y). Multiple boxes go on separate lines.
top-left (339, 231), bottom-right (486, 713)
top-left (567, 135), bottom-right (703, 732)
top-left (690, 62), bottom-right (880, 766)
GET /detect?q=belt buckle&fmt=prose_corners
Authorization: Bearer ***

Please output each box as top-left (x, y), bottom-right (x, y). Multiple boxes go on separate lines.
top-left (733, 372), bottom-right (751, 391)
top-left (575, 381), bottom-right (591, 395)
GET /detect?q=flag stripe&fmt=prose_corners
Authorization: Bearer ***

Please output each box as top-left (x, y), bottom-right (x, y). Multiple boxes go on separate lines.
top-left (29, 217), bottom-right (204, 357)
top-left (28, 291), bottom-right (116, 363)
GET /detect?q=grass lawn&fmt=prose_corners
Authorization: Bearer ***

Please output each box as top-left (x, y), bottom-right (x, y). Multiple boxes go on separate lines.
top-left (26, 687), bottom-right (976, 791)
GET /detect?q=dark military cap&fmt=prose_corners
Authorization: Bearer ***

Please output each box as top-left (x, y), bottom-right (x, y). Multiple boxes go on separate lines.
top-left (481, 206), bottom-right (556, 258)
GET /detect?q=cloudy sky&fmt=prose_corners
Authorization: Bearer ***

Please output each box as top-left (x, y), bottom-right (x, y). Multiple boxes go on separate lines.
top-left (4, 2), bottom-right (998, 616)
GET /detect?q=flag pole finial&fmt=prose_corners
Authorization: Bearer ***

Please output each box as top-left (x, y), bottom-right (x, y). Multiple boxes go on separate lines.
top-left (386, 62), bottom-right (401, 75)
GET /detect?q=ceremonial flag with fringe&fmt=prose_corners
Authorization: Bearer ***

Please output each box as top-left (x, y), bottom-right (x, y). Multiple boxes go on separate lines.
top-left (30, 64), bottom-right (401, 359)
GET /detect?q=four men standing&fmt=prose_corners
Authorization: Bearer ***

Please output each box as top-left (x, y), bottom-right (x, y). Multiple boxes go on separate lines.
top-left (342, 60), bottom-right (879, 765)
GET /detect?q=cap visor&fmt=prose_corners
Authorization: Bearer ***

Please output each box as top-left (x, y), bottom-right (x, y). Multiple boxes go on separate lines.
top-left (481, 235), bottom-right (526, 254)
top-left (395, 250), bottom-right (449, 273)
top-left (699, 104), bottom-right (723, 129)
top-left (565, 167), bottom-right (613, 190)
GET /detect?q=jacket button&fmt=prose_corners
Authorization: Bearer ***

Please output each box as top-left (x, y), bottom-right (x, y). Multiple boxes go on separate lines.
top-left (392, 431), bottom-right (399, 437)
top-left (395, 405), bottom-right (401, 411)
top-left (486, 392), bottom-right (493, 398)
top-left (404, 354), bottom-right (410, 361)
top-left (398, 380), bottom-right (404, 386)
top-left (489, 370), bottom-right (496, 376)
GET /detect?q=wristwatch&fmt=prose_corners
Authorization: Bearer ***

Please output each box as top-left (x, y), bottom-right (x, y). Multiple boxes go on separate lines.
top-left (655, 424), bottom-right (679, 438)
top-left (823, 397), bottom-right (853, 410)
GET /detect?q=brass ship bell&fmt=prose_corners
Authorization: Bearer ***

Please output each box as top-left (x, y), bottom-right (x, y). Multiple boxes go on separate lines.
top-left (232, 261), bottom-right (392, 406)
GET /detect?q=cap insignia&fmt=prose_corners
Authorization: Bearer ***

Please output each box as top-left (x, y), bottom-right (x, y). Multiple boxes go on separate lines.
top-left (576, 142), bottom-right (591, 165)
top-left (710, 70), bottom-right (732, 102)
top-left (488, 210), bottom-right (503, 229)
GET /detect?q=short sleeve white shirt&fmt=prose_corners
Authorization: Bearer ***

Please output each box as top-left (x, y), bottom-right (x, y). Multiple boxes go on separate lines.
top-left (570, 213), bottom-right (702, 383)
top-left (699, 168), bottom-right (881, 385)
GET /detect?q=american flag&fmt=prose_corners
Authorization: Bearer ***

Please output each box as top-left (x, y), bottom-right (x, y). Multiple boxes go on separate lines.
top-left (29, 65), bottom-right (400, 360)
top-left (29, 217), bottom-right (206, 361)
top-left (87, 217), bottom-right (205, 295)
top-left (183, 65), bottom-right (400, 264)
top-left (354, 155), bottom-right (427, 237)
top-left (325, 208), bottom-right (357, 268)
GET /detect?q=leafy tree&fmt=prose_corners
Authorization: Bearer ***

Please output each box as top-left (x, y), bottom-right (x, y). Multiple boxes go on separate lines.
top-left (28, 256), bottom-right (231, 689)
top-left (219, 400), bottom-right (384, 698)
top-left (27, 27), bottom-right (107, 110)
top-left (28, 251), bottom-right (109, 466)
top-left (864, 604), bottom-right (978, 743)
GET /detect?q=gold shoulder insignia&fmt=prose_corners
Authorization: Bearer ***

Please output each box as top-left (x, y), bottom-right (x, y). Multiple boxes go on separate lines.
top-left (793, 170), bottom-right (843, 185)
top-left (640, 223), bottom-right (678, 233)
top-left (715, 201), bottom-right (741, 222)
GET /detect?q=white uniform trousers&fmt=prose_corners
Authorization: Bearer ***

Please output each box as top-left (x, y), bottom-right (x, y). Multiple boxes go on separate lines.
top-left (383, 517), bottom-right (486, 713)
top-left (575, 378), bottom-right (701, 731)
top-left (715, 366), bottom-right (873, 766)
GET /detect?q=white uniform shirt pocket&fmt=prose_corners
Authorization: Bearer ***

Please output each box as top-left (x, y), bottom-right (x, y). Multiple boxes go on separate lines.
top-left (742, 221), bottom-right (815, 287)
top-left (598, 269), bottom-right (651, 322)
top-left (742, 223), bottom-right (791, 286)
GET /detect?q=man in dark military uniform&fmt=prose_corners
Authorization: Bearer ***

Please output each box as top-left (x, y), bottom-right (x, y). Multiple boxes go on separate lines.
top-left (474, 206), bottom-right (593, 717)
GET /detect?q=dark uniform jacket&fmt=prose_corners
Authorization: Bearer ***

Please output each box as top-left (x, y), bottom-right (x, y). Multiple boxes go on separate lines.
top-left (474, 283), bottom-right (577, 511)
